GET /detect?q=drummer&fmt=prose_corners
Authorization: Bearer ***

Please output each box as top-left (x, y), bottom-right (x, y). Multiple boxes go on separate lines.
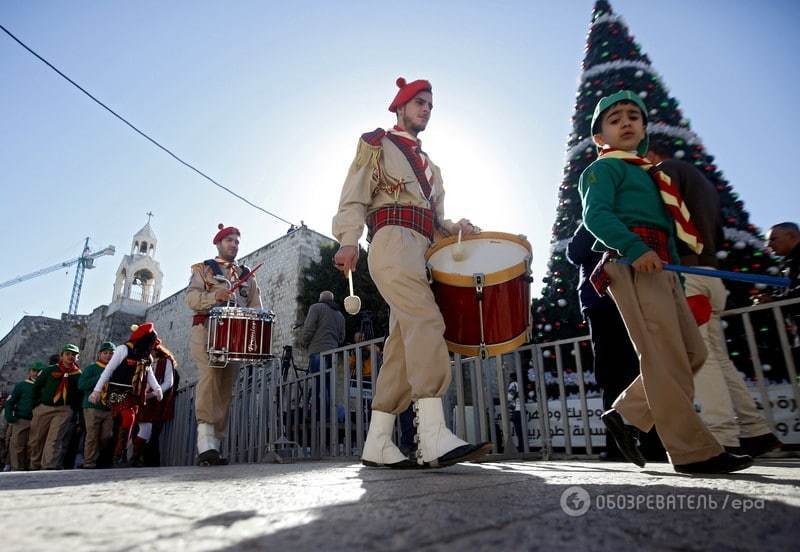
top-left (186, 223), bottom-right (262, 466)
top-left (332, 77), bottom-right (491, 468)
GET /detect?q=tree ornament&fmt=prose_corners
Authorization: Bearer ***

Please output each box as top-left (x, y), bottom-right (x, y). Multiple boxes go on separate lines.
top-left (716, 250), bottom-right (729, 260)
top-left (734, 241), bottom-right (746, 250)
top-left (557, 299), bottom-right (568, 307)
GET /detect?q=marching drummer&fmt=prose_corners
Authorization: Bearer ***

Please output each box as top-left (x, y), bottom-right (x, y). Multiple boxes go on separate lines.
top-left (332, 77), bottom-right (491, 468)
top-left (186, 223), bottom-right (262, 466)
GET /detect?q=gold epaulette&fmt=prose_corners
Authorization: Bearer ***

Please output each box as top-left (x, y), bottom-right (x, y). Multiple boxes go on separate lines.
top-left (349, 130), bottom-right (385, 175)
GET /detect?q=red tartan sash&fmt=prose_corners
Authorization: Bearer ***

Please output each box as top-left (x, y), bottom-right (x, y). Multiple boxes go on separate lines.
top-left (366, 205), bottom-right (435, 242)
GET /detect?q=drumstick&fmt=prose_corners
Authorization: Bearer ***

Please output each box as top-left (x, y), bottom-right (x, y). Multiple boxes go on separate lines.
top-left (452, 228), bottom-right (466, 261)
top-left (229, 262), bottom-right (265, 294)
top-left (616, 258), bottom-right (790, 287)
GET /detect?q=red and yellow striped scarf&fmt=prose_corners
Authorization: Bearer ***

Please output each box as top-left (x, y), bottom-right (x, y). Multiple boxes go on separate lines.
top-left (598, 148), bottom-right (704, 254)
top-left (51, 361), bottom-right (81, 404)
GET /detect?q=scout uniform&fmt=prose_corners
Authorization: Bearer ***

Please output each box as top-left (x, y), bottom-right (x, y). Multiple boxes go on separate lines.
top-left (3, 363), bottom-right (43, 470)
top-left (187, 223), bottom-right (262, 464)
top-left (333, 77), bottom-right (490, 468)
top-left (92, 324), bottom-right (163, 466)
top-left (580, 91), bottom-right (749, 473)
top-left (78, 342), bottom-right (115, 469)
top-left (29, 344), bottom-right (83, 470)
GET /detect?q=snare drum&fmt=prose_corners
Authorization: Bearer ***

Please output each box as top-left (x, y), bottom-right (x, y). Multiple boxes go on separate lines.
top-left (426, 232), bottom-right (532, 358)
top-left (207, 306), bottom-right (276, 366)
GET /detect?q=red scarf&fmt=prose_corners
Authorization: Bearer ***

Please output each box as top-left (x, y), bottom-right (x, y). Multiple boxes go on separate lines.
top-left (51, 361), bottom-right (81, 404)
top-left (598, 148), bottom-right (704, 254)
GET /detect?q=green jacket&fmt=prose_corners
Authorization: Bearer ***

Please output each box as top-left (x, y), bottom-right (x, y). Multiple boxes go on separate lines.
top-left (32, 364), bottom-right (83, 411)
top-left (4, 379), bottom-right (36, 422)
top-left (579, 157), bottom-right (679, 263)
top-left (78, 362), bottom-right (110, 411)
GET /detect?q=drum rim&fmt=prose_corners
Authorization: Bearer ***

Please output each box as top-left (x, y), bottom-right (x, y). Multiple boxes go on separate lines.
top-left (445, 330), bottom-right (530, 358)
top-left (425, 231), bottom-right (532, 261)
top-left (430, 261), bottom-right (529, 287)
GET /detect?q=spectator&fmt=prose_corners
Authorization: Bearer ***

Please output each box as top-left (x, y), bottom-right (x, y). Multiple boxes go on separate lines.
top-left (300, 290), bottom-right (345, 373)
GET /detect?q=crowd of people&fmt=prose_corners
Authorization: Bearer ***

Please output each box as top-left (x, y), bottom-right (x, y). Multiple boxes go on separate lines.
top-left (3, 79), bottom-right (798, 476)
top-left (1, 326), bottom-right (177, 471)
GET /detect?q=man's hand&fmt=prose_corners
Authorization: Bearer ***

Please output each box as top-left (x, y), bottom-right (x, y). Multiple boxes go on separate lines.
top-left (214, 289), bottom-right (232, 302)
top-left (631, 250), bottom-right (664, 273)
top-left (334, 245), bottom-right (359, 274)
top-left (455, 218), bottom-right (481, 236)
top-left (88, 391), bottom-right (101, 404)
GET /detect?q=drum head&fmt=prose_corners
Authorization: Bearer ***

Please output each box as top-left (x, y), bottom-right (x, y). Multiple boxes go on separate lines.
top-left (426, 232), bottom-right (531, 283)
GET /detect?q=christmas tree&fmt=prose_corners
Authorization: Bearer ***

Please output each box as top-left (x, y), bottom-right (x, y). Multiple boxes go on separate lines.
top-left (533, 0), bottom-right (775, 344)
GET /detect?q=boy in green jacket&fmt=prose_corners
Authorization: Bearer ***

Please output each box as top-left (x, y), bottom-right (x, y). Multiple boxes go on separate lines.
top-left (29, 344), bottom-right (83, 470)
top-left (579, 90), bottom-right (751, 474)
top-left (78, 342), bottom-right (115, 469)
top-left (4, 363), bottom-right (43, 470)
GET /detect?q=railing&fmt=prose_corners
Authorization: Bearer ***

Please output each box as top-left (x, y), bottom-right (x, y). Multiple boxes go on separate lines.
top-left (161, 298), bottom-right (800, 465)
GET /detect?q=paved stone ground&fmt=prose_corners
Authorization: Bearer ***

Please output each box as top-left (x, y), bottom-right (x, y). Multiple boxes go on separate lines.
top-left (1, 458), bottom-right (798, 551)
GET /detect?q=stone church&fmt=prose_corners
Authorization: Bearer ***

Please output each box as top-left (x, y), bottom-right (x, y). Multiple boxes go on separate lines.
top-left (0, 222), bottom-right (335, 394)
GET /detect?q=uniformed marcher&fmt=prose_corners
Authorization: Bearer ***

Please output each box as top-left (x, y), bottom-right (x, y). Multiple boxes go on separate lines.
top-left (89, 325), bottom-right (163, 467)
top-left (3, 362), bottom-right (43, 470)
top-left (187, 223), bottom-right (262, 466)
top-left (29, 344), bottom-right (83, 470)
top-left (78, 342), bottom-right (115, 469)
top-left (332, 77), bottom-right (491, 468)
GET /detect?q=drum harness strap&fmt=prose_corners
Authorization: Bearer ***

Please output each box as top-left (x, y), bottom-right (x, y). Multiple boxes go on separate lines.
top-left (192, 259), bottom-right (251, 326)
top-left (473, 273), bottom-right (488, 359)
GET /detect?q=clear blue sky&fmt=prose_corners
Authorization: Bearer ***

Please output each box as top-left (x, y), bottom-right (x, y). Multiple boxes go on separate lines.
top-left (1, 0), bottom-right (798, 338)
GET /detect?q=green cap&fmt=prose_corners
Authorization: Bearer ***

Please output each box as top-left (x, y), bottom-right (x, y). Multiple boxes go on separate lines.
top-left (30, 361), bottom-right (45, 372)
top-left (590, 90), bottom-right (649, 156)
top-left (99, 341), bottom-right (116, 352)
top-left (62, 343), bottom-right (80, 353)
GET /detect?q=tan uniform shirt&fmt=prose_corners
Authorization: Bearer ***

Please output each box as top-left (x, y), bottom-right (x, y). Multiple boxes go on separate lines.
top-left (186, 259), bottom-right (262, 313)
top-left (332, 131), bottom-right (458, 246)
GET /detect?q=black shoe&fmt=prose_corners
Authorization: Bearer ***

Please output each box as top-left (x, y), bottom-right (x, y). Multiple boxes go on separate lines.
top-left (739, 433), bottom-right (782, 458)
top-left (599, 450), bottom-right (625, 461)
top-left (674, 452), bottom-right (753, 474)
top-left (431, 442), bottom-right (493, 468)
top-left (601, 410), bottom-right (646, 468)
top-left (197, 449), bottom-right (229, 467)
top-left (724, 445), bottom-right (744, 455)
top-left (361, 458), bottom-right (421, 469)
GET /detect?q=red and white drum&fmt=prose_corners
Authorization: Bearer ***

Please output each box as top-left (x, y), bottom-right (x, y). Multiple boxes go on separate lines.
top-left (426, 232), bottom-right (532, 358)
top-left (207, 307), bottom-right (275, 366)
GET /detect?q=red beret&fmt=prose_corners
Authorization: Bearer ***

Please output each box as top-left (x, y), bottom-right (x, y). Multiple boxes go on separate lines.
top-left (388, 77), bottom-right (432, 113)
top-left (686, 295), bottom-right (712, 326)
top-left (129, 322), bottom-right (156, 343)
top-left (213, 223), bottom-right (241, 244)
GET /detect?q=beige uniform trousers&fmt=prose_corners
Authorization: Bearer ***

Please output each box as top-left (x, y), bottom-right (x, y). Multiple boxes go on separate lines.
top-left (368, 226), bottom-right (452, 414)
top-left (685, 272), bottom-right (772, 446)
top-left (28, 404), bottom-right (72, 470)
top-left (606, 263), bottom-right (724, 465)
top-left (83, 408), bottom-right (113, 467)
top-left (191, 324), bottom-right (238, 438)
top-left (9, 419), bottom-right (32, 470)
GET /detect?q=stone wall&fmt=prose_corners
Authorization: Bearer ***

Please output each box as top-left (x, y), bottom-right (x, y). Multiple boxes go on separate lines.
top-left (146, 226), bottom-right (335, 385)
top-left (0, 225), bottom-right (335, 393)
top-left (0, 316), bottom-right (83, 395)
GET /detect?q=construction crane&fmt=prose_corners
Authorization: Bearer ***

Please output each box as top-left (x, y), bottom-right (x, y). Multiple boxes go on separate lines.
top-left (0, 237), bottom-right (115, 314)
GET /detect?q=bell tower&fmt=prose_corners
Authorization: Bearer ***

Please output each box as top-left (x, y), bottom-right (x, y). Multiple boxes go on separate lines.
top-left (108, 214), bottom-right (164, 316)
